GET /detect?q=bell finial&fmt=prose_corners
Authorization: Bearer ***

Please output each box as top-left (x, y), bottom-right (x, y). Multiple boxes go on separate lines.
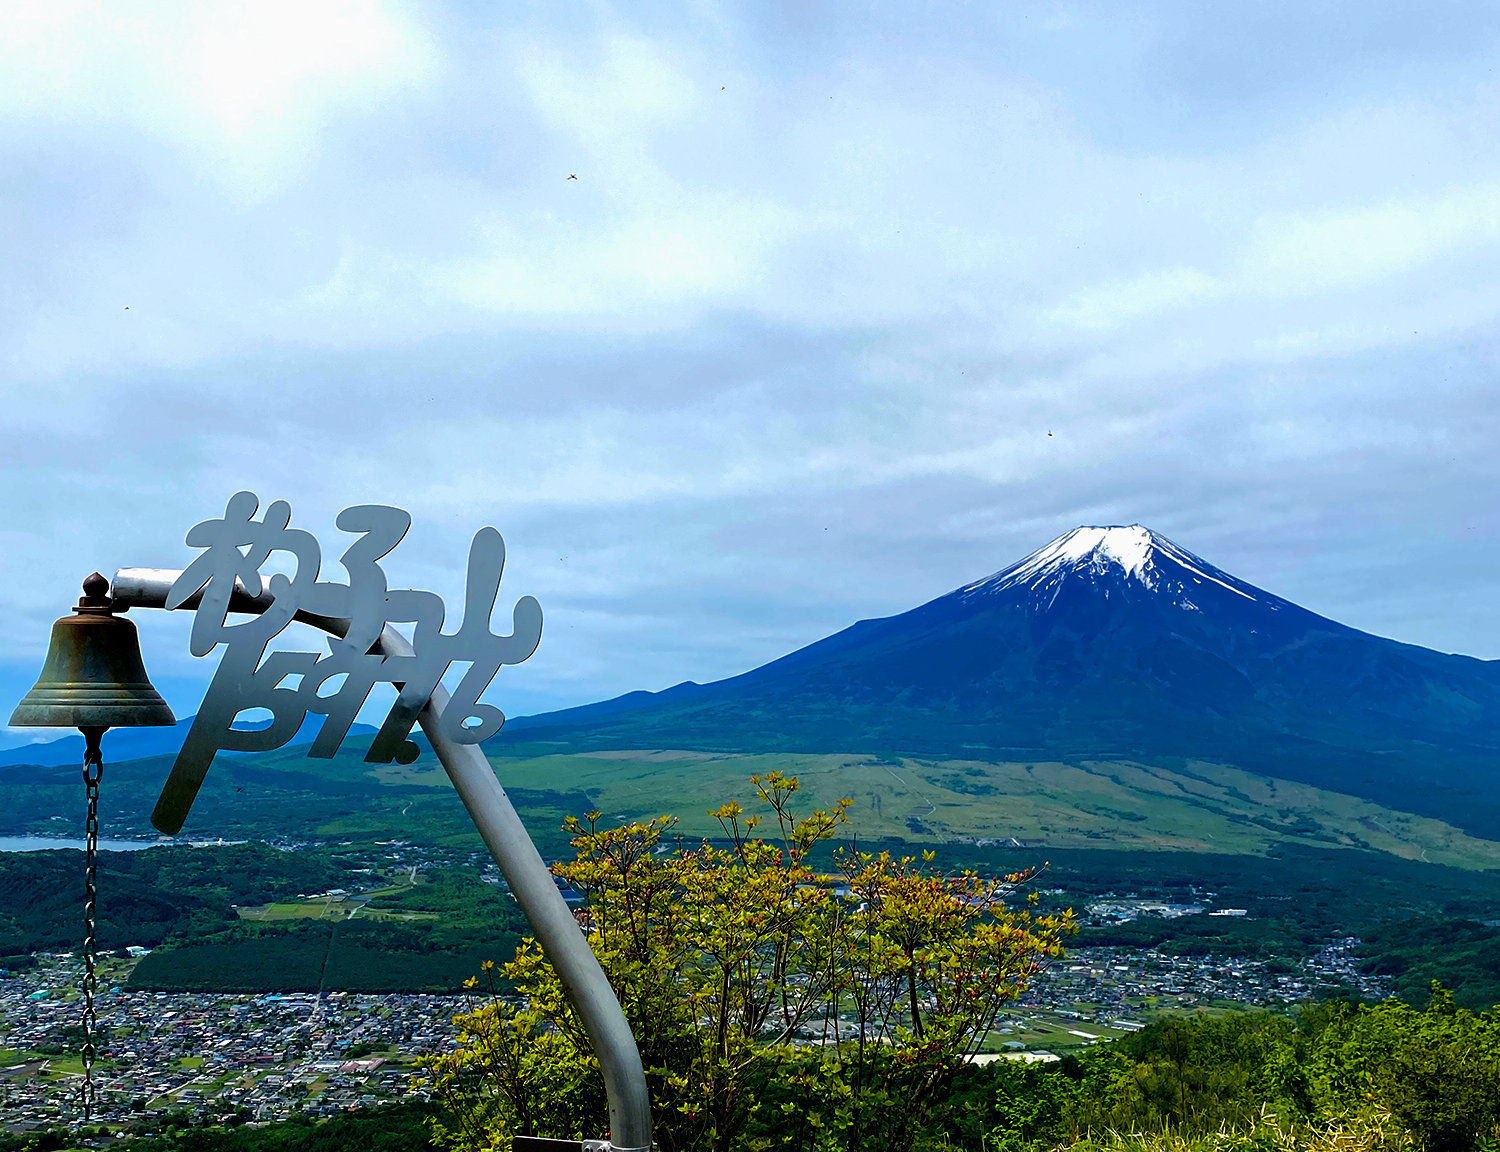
top-left (80, 572), bottom-right (110, 607)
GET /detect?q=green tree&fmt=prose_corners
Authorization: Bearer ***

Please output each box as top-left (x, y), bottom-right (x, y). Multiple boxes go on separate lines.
top-left (1310, 983), bottom-right (1500, 1152)
top-left (421, 775), bottom-right (1071, 1152)
top-left (1064, 1013), bottom-right (1312, 1137)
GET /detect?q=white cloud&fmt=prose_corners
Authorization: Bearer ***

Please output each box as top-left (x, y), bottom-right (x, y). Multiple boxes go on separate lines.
top-left (1243, 180), bottom-right (1500, 295)
top-left (514, 33), bottom-right (702, 147)
top-left (1048, 267), bottom-right (1225, 331)
top-left (0, 0), bottom-right (435, 199)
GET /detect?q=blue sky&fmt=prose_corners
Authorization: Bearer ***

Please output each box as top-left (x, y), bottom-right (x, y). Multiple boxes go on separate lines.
top-left (4, 1), bottom-right (1500, 735)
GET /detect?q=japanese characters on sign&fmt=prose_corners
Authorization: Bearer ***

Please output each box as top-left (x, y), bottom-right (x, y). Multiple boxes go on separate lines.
top-left (165, 491), bottom-right (542, 786)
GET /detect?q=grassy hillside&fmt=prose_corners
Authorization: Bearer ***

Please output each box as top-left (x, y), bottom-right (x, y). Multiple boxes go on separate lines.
top-left (479, 748), bottom-right (1500, 870)
top-left (7, 728), bottom-right (1500, 1002)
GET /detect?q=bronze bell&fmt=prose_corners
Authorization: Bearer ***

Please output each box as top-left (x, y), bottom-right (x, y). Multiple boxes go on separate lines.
top-left (10, 573), bottom-right (176, 730)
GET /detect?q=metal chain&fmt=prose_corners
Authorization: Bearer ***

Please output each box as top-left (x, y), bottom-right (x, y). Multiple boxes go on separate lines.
top-left (81, 746), bottom-right (102, 1125)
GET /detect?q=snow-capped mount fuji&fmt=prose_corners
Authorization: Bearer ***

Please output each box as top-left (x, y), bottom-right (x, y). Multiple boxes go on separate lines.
top-left (947, 525), bottom-right (1332, 651)
top-left (499, 525), bottom-right (1500, 839)
top-left (959, 525), bottom-right (1282, 612)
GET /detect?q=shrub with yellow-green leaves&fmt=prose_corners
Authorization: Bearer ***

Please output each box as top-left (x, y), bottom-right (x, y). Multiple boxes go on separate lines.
top-left (420, 774), bottom-right (1073, 1152)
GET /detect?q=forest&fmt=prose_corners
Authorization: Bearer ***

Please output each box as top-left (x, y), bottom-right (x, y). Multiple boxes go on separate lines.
top-left (125, 865), bottom-right (529, 994)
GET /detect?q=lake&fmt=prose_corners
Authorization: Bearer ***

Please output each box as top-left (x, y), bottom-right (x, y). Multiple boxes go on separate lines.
top-left (0, 835), bottom-right (168, 853)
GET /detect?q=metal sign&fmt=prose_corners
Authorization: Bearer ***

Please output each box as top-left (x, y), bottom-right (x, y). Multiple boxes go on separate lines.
top-left (90, 499), bottom-right (651, 1150)
top-left (164, 490), bottom-right (542, 791)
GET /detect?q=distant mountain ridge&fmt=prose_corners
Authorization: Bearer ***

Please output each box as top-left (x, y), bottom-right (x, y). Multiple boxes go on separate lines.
top-left (496, 525), bottom-right (1500, 840)
top-left (0, 716), bottom-right (380, 770)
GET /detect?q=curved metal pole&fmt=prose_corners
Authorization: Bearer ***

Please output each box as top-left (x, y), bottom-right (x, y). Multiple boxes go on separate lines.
top-left (111, 568), bottom-right (653, 1152)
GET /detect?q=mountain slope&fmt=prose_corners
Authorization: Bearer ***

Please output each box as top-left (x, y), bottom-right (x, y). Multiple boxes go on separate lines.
top-left (496, 526), bottom-right (1500, 840)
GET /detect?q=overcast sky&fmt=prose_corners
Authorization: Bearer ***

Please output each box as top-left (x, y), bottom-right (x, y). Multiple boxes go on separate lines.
top-left (4, 1), bottom-right (1500, 736)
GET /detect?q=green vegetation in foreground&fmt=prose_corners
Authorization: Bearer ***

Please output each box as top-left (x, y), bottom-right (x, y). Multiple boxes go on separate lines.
top-left (696, 996), bottom-right (1500, 1152)
top-left (425, 774), bottom-right (1074, 1152)
top-left (5, 779), bottom-right (1500, 1151)
top-left (10, 1003), bottom-right (1500, 1152)
top-left (423, 777), bottom-right (1500, 1152)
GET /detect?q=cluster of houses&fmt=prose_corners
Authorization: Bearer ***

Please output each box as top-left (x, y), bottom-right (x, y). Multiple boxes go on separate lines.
top-left (0, 959), bottom-right (459, 1133)
top-left (1007, 937), bottom-right (1389, 1047)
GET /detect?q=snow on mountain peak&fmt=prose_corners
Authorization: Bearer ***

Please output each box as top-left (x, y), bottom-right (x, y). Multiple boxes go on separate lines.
top-left (1041, 525), bottom-right (1156, 579)
top-left (957, 524), bottom-right (1264, 606)
top-left (973, 525), bottom-right (1161, 591)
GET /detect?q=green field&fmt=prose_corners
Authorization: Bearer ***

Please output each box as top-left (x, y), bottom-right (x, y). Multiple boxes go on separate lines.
top-left (237, 885), bottom-right (442, 923)
top-left (986, 1010), bottom-right (1143, 1053)
top-left (482, 748), bottom-right (1500, 871)
top-left (236, 899), bottom-right (354, 921)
